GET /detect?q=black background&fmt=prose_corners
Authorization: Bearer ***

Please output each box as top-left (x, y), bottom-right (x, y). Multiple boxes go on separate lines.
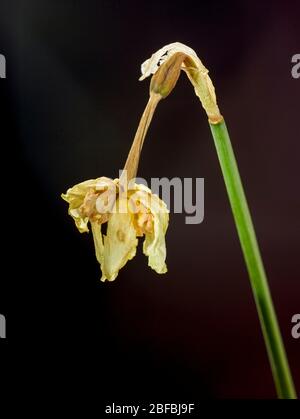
top-left (0, 0), bottom-right (299, 401)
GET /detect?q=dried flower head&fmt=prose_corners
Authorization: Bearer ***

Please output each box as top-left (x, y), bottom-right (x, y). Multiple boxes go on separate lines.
top-left (62, 177), bottom-right (168, 281)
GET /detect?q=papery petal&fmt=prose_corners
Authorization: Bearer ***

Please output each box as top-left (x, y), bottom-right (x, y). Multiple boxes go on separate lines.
top-left (139, 42), bottom-right (199, 81)
top-left (61, 177), bottom-right (117, 233)
top-left (91, 221), bottom-right (104, 266)
top-left (143, 193), bottom-right (169, 274)
top-left (101, 199), bottom-right (138, 282)
top-left (61, 179), bottom-right (99, 208)
top-left (69, 208), bottom-right (89, 233)
top-left (95, 177), bottom-right (118, 192)
top-left (129, 185), bottom-right (169, 274)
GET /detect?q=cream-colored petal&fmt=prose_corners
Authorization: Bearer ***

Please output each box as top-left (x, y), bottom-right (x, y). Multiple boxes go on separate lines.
top-left (69, 208), bottom-right (90, 233)
top-left (95, 177), bottom-right (118, 192)
top-left (91, 221), bottom-right (104, 266)
top-left (61, 176), bottom-right (117, 233)
top-left (129, 185), bottom-right (169, 274)
top-left (61, 179), bottom-right (98, 209)
top-left (143, 193), bottom-right (169, 274)
top-left (101, 199), bottom-right (138, 282)
top-left (62, 177), bottom-right (116, 206)
top-left (139, 42), bottom-right (199, 81)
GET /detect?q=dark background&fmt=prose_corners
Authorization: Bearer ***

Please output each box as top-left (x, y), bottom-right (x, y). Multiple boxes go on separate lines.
top-left (1, 0), bottom-right (299, 400)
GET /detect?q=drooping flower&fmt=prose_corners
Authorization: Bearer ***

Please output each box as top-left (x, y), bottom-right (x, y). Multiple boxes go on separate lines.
top-left (61, 50), bottom-right (186, 282)
top-left (62, 177), bottom-right (169, 281)
top-left (140, 42), bottom-right (223, 124)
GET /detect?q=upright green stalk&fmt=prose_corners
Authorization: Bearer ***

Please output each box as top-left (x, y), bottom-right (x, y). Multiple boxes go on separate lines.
top-left (210, 120), bottom-right (296, 399)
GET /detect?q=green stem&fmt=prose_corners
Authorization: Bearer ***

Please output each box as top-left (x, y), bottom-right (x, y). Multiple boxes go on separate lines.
top-left (210, 120), bottom-right (297, 399)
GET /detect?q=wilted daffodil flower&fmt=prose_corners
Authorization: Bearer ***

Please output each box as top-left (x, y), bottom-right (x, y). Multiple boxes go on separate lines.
top-left (61, 49), bottom-right (188, 282)
top-left (62, 176), bottom-right (168, 281)
top-left (61, 52), bottom-right (186, 281)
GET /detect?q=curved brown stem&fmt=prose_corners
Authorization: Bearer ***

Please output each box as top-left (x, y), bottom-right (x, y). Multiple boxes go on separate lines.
top-left (120, 92), bottom-right (162, 184)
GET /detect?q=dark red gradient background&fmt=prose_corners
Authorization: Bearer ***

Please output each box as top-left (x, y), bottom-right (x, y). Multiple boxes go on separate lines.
top-left (1, 0), bottom-right (299, 400)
